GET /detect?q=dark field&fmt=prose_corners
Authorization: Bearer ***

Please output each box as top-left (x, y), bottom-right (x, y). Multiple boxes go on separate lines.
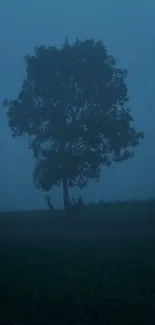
top-left (0, 200), bottom-right (155, 324)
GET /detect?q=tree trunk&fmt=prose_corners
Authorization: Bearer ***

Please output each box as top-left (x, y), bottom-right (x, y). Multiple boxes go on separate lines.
top-left (62, 177), bottom-right (69, 213)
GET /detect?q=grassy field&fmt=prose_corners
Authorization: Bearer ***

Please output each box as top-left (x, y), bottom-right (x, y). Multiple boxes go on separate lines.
top-left (0, 200), bottom-right (155, 324)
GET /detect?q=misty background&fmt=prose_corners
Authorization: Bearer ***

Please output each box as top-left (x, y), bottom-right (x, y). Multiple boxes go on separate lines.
top-left (0, 0), bottom-right (154, 211)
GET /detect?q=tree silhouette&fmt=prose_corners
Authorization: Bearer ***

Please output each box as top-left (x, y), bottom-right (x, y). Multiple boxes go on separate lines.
top-left (4, 38), bottom-right (144, 212)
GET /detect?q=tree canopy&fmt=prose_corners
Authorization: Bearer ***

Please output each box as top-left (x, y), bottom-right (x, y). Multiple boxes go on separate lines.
top-left (4, 38), bottom-right (144, 211)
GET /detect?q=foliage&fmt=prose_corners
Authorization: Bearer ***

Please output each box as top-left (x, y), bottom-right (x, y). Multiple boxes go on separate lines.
top-left (3, 38), bottom-right (144, 206)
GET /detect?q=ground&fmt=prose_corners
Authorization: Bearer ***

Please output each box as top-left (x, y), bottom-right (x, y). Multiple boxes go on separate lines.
top-left (0, 200), bottom-right (155, 324)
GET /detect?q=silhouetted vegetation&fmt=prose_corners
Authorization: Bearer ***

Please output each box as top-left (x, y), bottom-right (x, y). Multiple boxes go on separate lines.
top-left (1, 33), bottom-right (149, 324)
top-left (4, 38), bottom-right (143, 212)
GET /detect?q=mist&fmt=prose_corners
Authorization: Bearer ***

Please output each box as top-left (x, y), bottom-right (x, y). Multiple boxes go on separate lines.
top-left (0, 0), bottom-right (154, 210)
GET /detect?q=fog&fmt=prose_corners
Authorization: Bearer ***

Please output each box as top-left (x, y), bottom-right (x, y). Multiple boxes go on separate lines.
top-left (0, 0), bottom-right (154, 210)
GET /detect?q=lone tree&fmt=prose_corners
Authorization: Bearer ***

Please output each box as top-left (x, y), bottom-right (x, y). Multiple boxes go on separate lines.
top-left (4, 38), bottom-right (143, 212)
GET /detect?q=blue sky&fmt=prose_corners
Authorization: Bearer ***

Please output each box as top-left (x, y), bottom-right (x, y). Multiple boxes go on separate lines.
top-left (0, 0), bottom-right (155, 210)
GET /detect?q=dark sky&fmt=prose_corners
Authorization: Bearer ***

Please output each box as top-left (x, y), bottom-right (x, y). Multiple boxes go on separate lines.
top-left (0, 0), bottom-right (155, 210)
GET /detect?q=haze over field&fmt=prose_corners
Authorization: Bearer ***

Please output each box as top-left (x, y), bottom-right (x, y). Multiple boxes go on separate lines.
top-left (0, 0), bottom-right (155, 210)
